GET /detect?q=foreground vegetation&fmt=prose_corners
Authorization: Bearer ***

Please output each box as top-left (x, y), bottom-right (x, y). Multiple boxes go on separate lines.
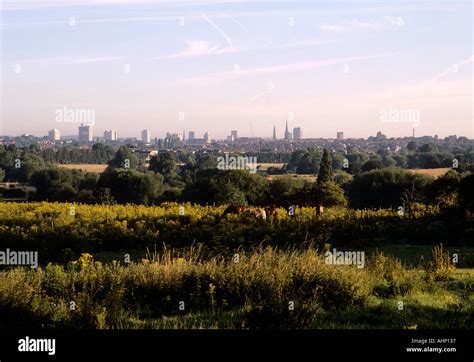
top-left (0, 202), bottom-right (473, 263)
top-left (0, 201), bottom-right (472, 329)
top-left (0, 246), bottom-right (471, 329)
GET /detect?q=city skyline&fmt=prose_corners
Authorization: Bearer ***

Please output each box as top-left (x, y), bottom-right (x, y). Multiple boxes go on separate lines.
top-left (31, 123), bottom-right (465, 142)
top-left (1, 0), bottom-right (473, 138)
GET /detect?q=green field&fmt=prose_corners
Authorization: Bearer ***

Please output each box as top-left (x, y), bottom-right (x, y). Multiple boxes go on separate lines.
top-left (0, 202), bottom-right (472, 329)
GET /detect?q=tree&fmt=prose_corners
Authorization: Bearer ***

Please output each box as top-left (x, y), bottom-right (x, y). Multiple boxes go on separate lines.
top-left (286, 149), bottom-right (320, 174)
top-left (313, 181), bottom-right (347, 207)
top-left (407, 141), bottom-right (417, 151)
top-left (30, 168), bottom-right (83, 201)
top-left (98, 169), bottom-right (164, 205)
top-left (347, 168), bottom-right (432, 209)
top-left (107, 146), bottom-right (139, 171)
top-left (195, 154), bottom-right (218, 171)
top-left (181, 170), bottom-right (269, 205)
top-left (317, 149), bottom-right (332, 185)
top-left (12, 154), bottom-right (46, 182)
top-left (458, 174), bottom-right (474, 211)
top-left (333, 170), bottom-right (353, 187)
top-left (268, 176), bottom-right (307, 206)
top-left (361, 159), bottom-right (383, 172)
top-left (419, 143), bottom-right (439, 153)
top-left (148, 153), bottom-right (178, 182)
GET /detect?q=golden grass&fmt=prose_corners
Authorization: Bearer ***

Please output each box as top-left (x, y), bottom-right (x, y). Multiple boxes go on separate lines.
top-left (57, 164), bottom-right (108, 173)
top-left (256, 163), bottom-right (285, 170)
top-left (408, 168), bottom-right (450, 178)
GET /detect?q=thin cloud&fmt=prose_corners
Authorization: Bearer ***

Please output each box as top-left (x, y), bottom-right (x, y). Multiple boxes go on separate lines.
top-left (182, 52), bottom-right (396, 84)
top-left (320, 16), bottom-right (404, 33)
top-left (14, 56), bottom-right (125, 65)
top-left (157, 39), bottom-right (330, 59)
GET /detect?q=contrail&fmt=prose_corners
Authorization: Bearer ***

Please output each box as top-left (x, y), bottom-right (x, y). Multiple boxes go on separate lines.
top-left (202, 13), bottom-right (233, 47)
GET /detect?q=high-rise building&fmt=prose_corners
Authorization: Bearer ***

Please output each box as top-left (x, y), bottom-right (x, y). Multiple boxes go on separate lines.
top-left (48, 129), bottom-right (60, 141)
top-left (293, 127), bottom-right (302, 140)
top-left (273, 125), bottom-right (276, 140)
top-left (337, 132), bottom-right (344, 140)
top-left (141, 129), bottom-right (151, 143)
top-left (284, 121), bottom-right (292, 140)
top-left (165, 132), bottom-right (183, 141)
top-left (203, 132), bottom-right (211, 143)
top-left (104, 130), bottom-right (118, 141)
top-left (188, 131), bottom-right (195, 140)
top-left (78, 124), bottom-right (92, 143)
top-left (231, 130), bottom-right (238, 140)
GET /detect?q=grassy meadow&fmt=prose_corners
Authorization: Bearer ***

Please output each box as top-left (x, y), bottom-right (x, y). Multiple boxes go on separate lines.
top-left (0, 202), bottom-right (472, 329)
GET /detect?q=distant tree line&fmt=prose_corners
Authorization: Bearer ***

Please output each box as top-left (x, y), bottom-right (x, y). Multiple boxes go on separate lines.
top-left (1, 143), bottom-right (473, 212)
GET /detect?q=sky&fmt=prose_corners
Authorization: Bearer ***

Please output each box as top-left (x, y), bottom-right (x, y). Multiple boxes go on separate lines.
top-left (0, 0), bottom-right (473, 139)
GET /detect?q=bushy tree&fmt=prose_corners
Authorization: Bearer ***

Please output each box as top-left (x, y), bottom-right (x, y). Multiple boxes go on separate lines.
top-left (313, 181), bottom-right (347, 207)
top-left (30, 168), bottom-right (83, 201)
top-left (268, 176), bottom-right (308, 206)
top-left (148, 152), bottom-right (178, 182)
top-left (107, 146), bottom-right (139, 171)
top-left (98, 169), bottom-right (164, 205)
top-left (347, 168), bottom-right (432, 209)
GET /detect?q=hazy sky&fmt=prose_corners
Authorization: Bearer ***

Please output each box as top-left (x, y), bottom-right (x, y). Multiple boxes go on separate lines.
top-left (1, 0), bottom-right (472, 139)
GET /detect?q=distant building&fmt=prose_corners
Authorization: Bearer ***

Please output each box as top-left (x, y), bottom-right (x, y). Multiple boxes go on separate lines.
top-left (231, 130), bottom-right (238, 140)
top-left (375, 131), bottom-right (386, 141)
top-left (48, 129), bottom-right (60, 141)
top-left (284, 121), bottom-right (292, 140)
top-left (141, 129), bottom-right (151, 143)
top-left (165, 132), bottom-right (183, 141)
top-left (293, 127), bottom-right (302, 140)
top-left (104, 130), bottom-right (118, 141)
top-left (188, 131), bottom-right (195, 140)
top-left (273, 125), bottom-right (276, 140)
top-left (78, 124), bottom-right (92, 143)
top-left (337, 132), bottom-right (344, 140)
top-left (203, 132), bottom-right (211, 143)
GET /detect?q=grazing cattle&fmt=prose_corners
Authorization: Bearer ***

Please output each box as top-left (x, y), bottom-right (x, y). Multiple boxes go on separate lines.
top-left (315, 205), bottom-right (324, 217)
top-left (254, 208), bottom-right (267, 220)
top-left (243, 208), bottom-right (266, 220)
top-left (264, 206), bottom-right (279, 222)
top-left (222, 204), bottom-right (248, 216)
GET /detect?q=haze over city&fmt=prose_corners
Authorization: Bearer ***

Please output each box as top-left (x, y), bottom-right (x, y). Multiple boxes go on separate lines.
top-left (1, 0), bottom-right (473, 138)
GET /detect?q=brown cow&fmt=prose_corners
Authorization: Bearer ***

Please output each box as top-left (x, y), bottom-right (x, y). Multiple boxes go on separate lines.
top-left (264, 206), bottom-right (279, 222)
top-left (315, 205), bottom-right (324, 217)
top-left (244, 208), bottom-right (267, 221)
top-left (222, 204), bottom-right (248, 216)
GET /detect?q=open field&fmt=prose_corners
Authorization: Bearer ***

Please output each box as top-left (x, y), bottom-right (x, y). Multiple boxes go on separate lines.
top-left (256, 163), bottom-right (285, 171)
top-left (0, 202), bottom-right (472, 329)
top-left (266, 174), bottom-right (317, 181)
top-left (408, 168), bottom-right (451, 178)
top-left (57, 164), bottom-right (108, 173)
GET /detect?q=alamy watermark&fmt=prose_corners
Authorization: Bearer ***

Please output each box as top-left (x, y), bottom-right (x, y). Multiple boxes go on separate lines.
top-left (380, 107), bottom-right (420, 127)
top-left (0, 249), bottom-right (38, 268)
top-left (217, 154), bottom-right (258, 174)
top-left (324, 248), bottom-right (365, 268)
top-left (55, 106), bottom-right (95, 126)
top-left (18, 336), bottom-right (55, 356)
